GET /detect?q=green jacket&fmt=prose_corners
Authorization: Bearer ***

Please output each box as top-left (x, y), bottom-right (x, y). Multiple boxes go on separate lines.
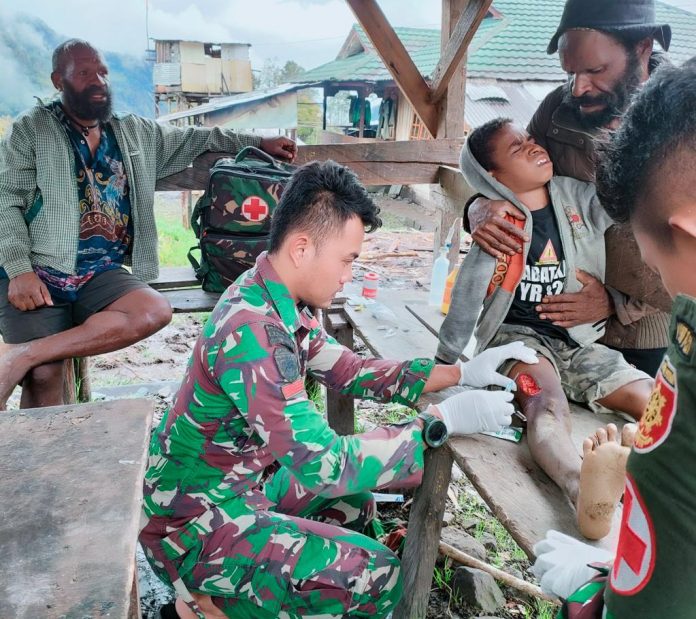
top-left (0, 103), bottom-right (261, 281)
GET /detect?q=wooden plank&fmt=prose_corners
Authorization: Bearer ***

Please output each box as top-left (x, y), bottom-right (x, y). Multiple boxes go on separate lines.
top-left (344, 0), bottom-right (439, 136)
top-left (430, 0), bottom-right (493, 103)
top-left (149, 266), bottom-right (200, 291)
top-left (154, 140), bottom-right (465, 191)
top-left (0, 399), bottom-right (154, 619)
top-left (161, 289), bottom-right (221, 313)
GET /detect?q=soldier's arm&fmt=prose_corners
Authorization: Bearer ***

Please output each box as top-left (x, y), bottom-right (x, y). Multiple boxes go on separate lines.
top-left (305, 320), bottom-right (434, 407)
top-left (213, 319), bottom-right (427, 497)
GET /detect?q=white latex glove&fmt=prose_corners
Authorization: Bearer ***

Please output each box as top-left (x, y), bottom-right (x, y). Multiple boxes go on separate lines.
top-left (457, 341), bottom-right (538, 389)
top-left (434, 390), bottom-right (514, 435)
top-left (531, 530), bottom-right (614, 599)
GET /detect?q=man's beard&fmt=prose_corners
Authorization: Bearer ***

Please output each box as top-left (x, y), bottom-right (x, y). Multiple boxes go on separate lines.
top-left (563, 49), bottom-right (643, 130)
top-left (62, 81), bottom-right (113, 122)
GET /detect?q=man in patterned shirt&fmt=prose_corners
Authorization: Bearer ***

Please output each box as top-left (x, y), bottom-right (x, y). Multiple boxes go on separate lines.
top-left (140, 160), bottom-right (538, 619)
top-left (0, 39), bottom-right (296, 409)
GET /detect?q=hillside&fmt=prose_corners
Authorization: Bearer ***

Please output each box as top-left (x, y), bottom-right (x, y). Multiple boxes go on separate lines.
top-left (0, 12), bottom-right (153, 119)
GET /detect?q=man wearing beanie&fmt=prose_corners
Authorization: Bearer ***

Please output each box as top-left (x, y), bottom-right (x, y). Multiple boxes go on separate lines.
top-left (459, 0), bottom-right (673, 378)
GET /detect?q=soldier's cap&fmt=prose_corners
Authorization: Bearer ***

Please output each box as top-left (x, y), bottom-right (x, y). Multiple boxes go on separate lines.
top-left (547, 0), bottom-right (671, 54)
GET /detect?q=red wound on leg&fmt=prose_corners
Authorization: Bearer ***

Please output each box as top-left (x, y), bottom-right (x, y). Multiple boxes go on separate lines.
top-left (516, 373), bottom-right (542, 396)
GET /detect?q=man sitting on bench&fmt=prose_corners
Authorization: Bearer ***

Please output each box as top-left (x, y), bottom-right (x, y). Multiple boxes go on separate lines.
top-left (0, 38), bottom-right (296, 409)
top-left (139, 160), bottom-right (538, 619)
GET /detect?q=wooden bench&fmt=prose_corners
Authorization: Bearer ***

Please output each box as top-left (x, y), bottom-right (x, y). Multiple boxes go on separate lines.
top-left (0, 398), bottom-right (154, 618)
top-left (322, 288), bottom-right (624, 618)
top-left (150, 266), bottom-right (220, 314)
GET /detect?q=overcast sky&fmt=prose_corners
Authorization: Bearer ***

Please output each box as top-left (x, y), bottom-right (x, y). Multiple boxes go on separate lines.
top-left (2, 0), bottom-right (440, 70)
top-left (2, 0), bottom-right (693, 71)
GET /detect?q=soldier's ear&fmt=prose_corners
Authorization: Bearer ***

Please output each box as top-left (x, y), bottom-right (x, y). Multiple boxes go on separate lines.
top-left (669, 213), bottom-right (696, 242)
top-left (287, 232), bottom-right (311, 268)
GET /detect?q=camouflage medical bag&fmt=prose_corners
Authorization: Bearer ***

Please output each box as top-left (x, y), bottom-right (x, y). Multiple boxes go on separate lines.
top-left (188, 146), bottom-right (296, 292)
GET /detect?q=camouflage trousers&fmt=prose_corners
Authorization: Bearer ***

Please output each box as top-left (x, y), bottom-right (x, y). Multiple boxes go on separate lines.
top-left (488, 323), bottom-right (650, 413)
top-left (141, 466), bottom-right (402, 619)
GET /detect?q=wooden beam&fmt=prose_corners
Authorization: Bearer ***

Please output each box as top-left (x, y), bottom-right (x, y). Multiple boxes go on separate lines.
top-left (344, 0), bottom-right (439, 136)
top-left (430, 0), bottom-right (492, 103)
top-left (154, 139), bottom-right (465, 191)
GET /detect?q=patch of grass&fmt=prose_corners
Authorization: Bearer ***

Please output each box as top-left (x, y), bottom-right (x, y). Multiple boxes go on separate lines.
top-left (156, 211), bottom-right (196, 268)
top-left (522, 599), bottom-right (557, 619)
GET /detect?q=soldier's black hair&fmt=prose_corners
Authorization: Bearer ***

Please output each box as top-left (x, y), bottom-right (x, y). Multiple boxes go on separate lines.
top-left (467, 117), bottom-right (513, 171)
top-left (52, 39), bottom-right (98, 74)
top-left (596, 58), bottom-right (696, 239)
top-left (268, 160), bottom-right (381, 253)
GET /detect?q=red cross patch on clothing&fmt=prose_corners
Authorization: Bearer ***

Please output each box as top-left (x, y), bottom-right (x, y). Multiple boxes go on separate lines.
top-left (610, 474), bottom-right (656, 596)
top-left (634, 356), bottom-right (677, 453)
top-left (241, 196), bottom-right (270, 222)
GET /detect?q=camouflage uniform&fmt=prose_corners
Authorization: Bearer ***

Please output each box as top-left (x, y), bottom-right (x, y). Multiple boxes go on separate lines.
top-left (557, 294), bottom-right (696, 619)
top-left (139, 252), bottom-right (434, 618)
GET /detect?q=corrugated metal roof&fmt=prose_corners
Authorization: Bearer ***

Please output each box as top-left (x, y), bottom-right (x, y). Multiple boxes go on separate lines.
top-left (156, 83), bottom-right (313, 123)
top-left (293, 0), bottom-right (696, 84)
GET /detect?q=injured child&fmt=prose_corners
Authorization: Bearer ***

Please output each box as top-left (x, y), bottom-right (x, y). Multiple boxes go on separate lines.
top-left (436, 117), bottom-right (654, 539)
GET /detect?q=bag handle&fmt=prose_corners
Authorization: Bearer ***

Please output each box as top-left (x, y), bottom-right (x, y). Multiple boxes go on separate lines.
top-left (234, 146), bottom-right (283, 169)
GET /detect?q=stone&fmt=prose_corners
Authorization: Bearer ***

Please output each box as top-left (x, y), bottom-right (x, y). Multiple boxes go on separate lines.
top-left (480, 532), bottom-right (498, 553)
top-left (442, 511), bottom-right (455, 526)
top-left (451, 567), bottom-right (506, 614)
top-left (441, 527), bottom-right (487, 562)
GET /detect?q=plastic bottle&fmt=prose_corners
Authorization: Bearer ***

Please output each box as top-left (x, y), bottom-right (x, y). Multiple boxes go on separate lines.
top-left (440, 266), bottom-right (459, 315)
top-left (428, 244), bottom-right (450, 307)
top-left (362, 272), bottom-right (379, 298)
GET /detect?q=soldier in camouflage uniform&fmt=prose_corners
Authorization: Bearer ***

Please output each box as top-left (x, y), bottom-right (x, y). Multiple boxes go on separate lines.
top-left (140, 160), bottom-right (537, 619)
top-left (531, 60), bottom-right (696, 619)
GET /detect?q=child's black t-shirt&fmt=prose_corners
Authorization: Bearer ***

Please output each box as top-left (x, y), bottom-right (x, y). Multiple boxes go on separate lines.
top-left (504, 204), bottom-right (575, 345)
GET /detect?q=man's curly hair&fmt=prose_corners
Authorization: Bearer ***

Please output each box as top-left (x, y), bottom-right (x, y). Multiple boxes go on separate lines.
top-left (596, 58), bottom-right (696, 226)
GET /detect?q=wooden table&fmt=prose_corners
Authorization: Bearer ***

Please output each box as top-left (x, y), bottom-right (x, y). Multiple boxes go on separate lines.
top-left (323, 288), bottom-right (624, 618)
top-left (0, 399), bottom-right (154, 619)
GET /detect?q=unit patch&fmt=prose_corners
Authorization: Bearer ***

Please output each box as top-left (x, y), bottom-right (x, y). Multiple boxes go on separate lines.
top-left (674, 320), bottom-right (694, 357)
top-left (610, 474), bottom-right (656, 596)
top-left (634, 356), bottom-right (677, 453)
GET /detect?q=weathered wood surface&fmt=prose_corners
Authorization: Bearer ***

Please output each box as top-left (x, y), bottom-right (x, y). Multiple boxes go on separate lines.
top-left (154, 139), bottom-right (466, 191)
top-left (161, 288), bottom-right (221, 313)
top-left (0, 399), bottom-right (154, 619)
top-left (149, 266), bottom-right (200, 291)
top-left (430, 0), bottom-right (493, 103)
top-left (345, 0), bottom-right (439, 136)
top-left (324, 308), bottom-right (357, 435)
top-left (406, 300), bottom-right (623, 556)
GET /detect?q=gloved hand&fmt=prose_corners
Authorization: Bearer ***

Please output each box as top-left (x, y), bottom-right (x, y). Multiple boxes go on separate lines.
top-left (531, 530), bottom-right (614, 599)
top-left (457, 341), bottom-right (538, 389)
top-left (434, 390), bottom-right (514, 435)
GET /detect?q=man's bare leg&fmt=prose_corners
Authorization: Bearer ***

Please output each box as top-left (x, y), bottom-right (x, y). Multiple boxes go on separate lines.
top-left (596, 378), bottom-right (653, 421)
top-left (576, 423), bottom-right (637, 540)
top-left (510, 358), bottom-right (582, 505)
top-left (0, 287), bottom-right (171, 408)
top-left (19, 361), bottom-right (66, 408)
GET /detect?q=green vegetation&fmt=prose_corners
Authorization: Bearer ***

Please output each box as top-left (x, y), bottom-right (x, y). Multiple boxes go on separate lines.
top-left (156, 207), bottom-right (196, 268)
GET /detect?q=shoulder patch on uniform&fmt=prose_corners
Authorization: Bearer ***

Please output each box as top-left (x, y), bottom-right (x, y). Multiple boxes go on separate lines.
top-left (610, 474), bottom-right (656, 596)
top-left (274, 347), bottom-right (301, 382)
top-left (265, 323), bottom-right (294, 348)
top-left (634, 355), bottom-right (677, 454)
top-left (674, 320), bottom-right (694, 358)
top-left (281, 378), bottom-right (305, 400)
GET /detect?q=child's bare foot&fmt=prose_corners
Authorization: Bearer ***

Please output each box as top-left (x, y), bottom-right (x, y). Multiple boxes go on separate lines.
top-left (577, 423), bottom-right (629, 540)
top-left (621, 422), bottom-right (638, 447)
top-left (0, 342), bottom-right (30, 410)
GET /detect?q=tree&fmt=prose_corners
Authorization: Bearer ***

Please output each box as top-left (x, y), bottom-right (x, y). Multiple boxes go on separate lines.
top-left (253, 58), bottom-right (306, 90)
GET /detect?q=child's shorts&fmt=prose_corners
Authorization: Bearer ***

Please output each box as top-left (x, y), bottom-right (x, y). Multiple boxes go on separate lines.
top-left (486, 323), bottom-right (652, 414)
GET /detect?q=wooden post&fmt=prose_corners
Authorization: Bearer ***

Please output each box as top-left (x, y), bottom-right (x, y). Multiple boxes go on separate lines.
top-left (322, 88), bottom-right (328, 130)
top-left (323, 305), bottom-right (356, 435)
top-left (357, 89), bottom-right (366, 138)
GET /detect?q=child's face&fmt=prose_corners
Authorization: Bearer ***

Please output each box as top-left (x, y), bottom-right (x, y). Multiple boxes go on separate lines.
top-left (488, 124), bottom-right (554, 193)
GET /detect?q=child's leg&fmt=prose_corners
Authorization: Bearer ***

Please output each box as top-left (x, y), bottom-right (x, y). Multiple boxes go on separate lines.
top-left (510, 357), bottom-right (582, 505)
top-left (596, 378), bottom-right (654, 421)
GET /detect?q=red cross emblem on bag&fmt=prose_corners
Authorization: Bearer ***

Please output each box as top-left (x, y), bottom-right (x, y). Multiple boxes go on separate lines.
top-left (634, 356), bottom-right (677, 453)
top-left (610, 474), bottom-right (656, 596)
top-left (241, 196), bottom-right (269, 222)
